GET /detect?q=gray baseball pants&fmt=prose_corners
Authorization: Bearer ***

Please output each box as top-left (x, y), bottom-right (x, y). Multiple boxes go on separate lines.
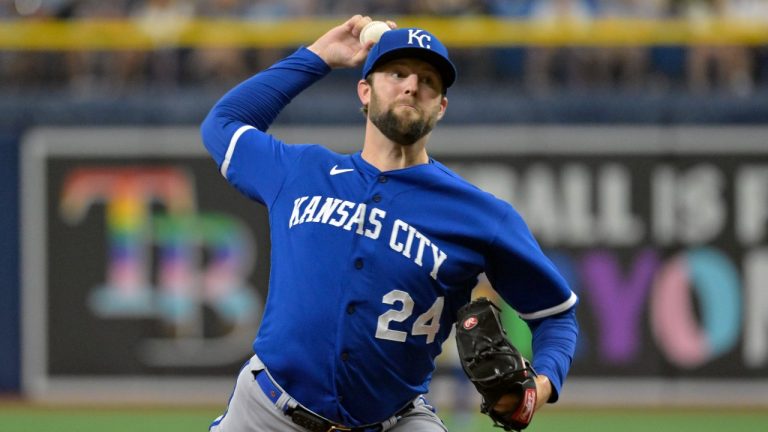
top-left (209, 354), bottom-right (447, 432)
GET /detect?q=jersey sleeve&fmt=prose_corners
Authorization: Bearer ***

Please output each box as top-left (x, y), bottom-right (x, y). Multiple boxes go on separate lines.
top-left (200, 47), bottom-right (330, 205)
top-left (484, 205), bottom-right (578, 401)
top-left (485, 206), bottom-right (576, 316)
top-left (215, 126), bottom-right (311, 205)
top-left (528, 307), bottom-right (578, 402)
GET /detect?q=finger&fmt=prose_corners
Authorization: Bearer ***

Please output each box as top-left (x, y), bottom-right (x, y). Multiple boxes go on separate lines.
top-left (386, 20), bottom-right (397, 29)
top-left (493, 395), bottom-right (520, 413)
top-left (343, 14), bottom-right (363, 31)
top-left (350, 41), bottom-right (374, 66)
top-left (351, 15), bottom-right (372, 39)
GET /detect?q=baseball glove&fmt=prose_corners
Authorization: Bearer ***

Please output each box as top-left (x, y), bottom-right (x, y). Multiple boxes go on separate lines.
top-left (455, 297), bottom-right (538, 431)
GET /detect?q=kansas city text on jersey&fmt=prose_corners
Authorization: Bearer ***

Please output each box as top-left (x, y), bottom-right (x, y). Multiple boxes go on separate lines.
top-left (288, 195), bottom-right (448, 280)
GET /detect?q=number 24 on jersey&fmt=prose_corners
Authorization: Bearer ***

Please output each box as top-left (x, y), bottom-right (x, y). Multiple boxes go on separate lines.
top-left (376, 290), bottom-right (444, 344)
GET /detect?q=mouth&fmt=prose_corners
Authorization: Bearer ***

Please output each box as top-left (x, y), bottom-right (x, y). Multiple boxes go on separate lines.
top-left (394, 103), bottom-right (419, 112)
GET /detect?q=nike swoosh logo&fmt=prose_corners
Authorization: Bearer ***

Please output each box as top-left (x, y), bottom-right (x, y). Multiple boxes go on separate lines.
top-left (330, 165), bottom-right (355, 176)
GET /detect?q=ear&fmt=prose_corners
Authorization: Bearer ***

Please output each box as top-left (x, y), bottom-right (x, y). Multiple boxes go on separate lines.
top-left (358, 79), bottom-right (371, 106)
top-left (436, 96), bottom-right (448, 121)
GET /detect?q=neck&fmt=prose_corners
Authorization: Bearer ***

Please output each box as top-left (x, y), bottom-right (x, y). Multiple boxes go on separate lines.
top-left (361, 120), bottom-right (430, 171)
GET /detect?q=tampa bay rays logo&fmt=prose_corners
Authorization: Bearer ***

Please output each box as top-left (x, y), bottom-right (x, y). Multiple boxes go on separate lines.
top-left (408, 29), bottom-right (431, 49)
top-left (59, 167), bottom-right (262, 367)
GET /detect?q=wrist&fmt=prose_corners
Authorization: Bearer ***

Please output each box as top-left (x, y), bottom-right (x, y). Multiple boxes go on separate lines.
top-left (306, 44), bottom-right (328, 65)
top-left (534, 375), bottom-right (552, 410)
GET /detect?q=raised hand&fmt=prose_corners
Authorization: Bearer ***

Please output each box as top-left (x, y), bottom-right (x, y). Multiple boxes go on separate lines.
top-left (307, 15), bottom-right (396, 69)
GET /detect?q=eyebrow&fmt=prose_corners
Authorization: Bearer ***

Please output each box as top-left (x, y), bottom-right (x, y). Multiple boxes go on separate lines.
top-left (382, 60), bottom-right (440, 76)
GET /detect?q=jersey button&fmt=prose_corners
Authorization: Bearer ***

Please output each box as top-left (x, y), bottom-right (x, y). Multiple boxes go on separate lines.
top-left (372, 194), bottom-right (382, 203)
top-left (378, 176), bottom-right (388, 183)
top-left (346, 304), bottom-right (356, 314)
top-left (354, 259), bottom-right (363, 269)
top-left (341, 352), bottom-right (349, 361)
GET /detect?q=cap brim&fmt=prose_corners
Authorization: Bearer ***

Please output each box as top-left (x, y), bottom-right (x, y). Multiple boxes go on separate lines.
top-left (367, 47), bottom-right (456, 90)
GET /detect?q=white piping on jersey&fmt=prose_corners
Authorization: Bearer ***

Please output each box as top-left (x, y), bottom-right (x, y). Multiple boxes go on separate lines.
top-left (220, 125), bottom-right (256, 178)
top-left (518, 291), bottom-right (578, 321)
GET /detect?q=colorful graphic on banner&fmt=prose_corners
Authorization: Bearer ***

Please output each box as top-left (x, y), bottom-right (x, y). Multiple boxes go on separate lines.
top-left (58, 166), bottom-right (262, 367)
top-left (454, 160), bottom-right (768, 375)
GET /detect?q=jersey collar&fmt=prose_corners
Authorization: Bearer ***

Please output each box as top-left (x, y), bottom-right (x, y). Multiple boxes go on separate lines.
top-left (351, 151), bottom-right (436, 178)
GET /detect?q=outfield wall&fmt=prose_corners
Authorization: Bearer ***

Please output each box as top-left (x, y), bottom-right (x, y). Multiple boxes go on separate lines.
top-left (14, 125), bottom-right (768, 407)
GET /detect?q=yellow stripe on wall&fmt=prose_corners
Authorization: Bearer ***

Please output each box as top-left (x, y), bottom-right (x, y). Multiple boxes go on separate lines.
top-left (0, 17), bottom-right (767, 51)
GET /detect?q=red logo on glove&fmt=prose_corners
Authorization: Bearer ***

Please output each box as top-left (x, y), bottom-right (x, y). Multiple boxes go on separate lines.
top-left (510, 387), bottom-right (537, 424)
top-left (463, 316), bottom-right (478, 330)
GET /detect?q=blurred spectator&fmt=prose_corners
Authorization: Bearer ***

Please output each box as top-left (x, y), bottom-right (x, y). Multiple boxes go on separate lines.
top-left (0, 2), bottom-right (14, 88)
top-left (523, 0), bottom-right (601, 94)
top-left (357, 0), bottom-right (416, 15)
top-left (188, 0), bottom-right (249, 88)
top-left (1, 0), bottom-right (68, 90)
top-left (1, 0), bottom-right (766, 95)
top-left (412, 0), bottom-right (488, 83)
top-left (244, 0), bottom-right (317, 70)
top-left (314, 0), bottom-right (360, 15)
top-left (720, 0), bottom-right (768, 93)
top-left (482, 1), bottom-right (530, 84)
top-left (681, 0), bottom-right (755, 96)
top-left (591, 0), bottom-right (666, 91)
top-left (64, 0), bottom-right (195, 92)
top-left (414, 0), bottom-right (486, 15)
top-left (485, 0), bottom-right (533, 16)
top-left (63, 1), bottom-right (132, 94)
top-left (315, 0), bottom-right (430, 15)
top-left (125, 0), bottom-right (196, 88)
top-left (245, 0), bottom-right (316, 18)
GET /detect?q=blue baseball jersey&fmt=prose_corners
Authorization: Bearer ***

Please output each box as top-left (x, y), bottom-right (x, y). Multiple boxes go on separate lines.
top-left (201, 47), bottom-right (578, 427)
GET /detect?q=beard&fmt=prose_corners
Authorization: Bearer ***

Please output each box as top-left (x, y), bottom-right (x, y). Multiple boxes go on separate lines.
top-left (368, 92), bottom-right (439, 146)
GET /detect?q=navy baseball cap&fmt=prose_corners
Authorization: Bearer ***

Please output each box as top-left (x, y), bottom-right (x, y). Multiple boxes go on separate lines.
top-left (362, 27), bottom-right (457, 90)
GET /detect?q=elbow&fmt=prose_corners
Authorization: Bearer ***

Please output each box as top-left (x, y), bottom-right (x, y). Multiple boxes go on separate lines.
top-left (199, 108), bottom-right (232, 168)
top-left (200, 110), bottom-right (217, 149)
top-left (200, 108), bottom-right (227, 158)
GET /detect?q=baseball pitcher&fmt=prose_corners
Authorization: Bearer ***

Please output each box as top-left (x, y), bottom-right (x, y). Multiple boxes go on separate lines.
top-left (201, 15), bottom-right (578, 432)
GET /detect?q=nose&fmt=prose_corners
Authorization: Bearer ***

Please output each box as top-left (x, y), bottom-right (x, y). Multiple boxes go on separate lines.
top-left (402, 73), bottom-right (419, 95)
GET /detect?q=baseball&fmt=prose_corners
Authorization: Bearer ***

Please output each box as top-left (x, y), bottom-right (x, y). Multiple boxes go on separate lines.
top-left (359, 20), bottom-right (391, 45)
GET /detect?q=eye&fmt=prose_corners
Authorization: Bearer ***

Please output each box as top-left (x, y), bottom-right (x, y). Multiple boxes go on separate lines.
top-left (390, 70), bottom-right (407, 79)
top-left (419, 74), bottom-right (441, 91)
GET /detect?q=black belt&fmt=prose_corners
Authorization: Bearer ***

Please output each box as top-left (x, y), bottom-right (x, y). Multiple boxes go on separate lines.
top-left (253, 370), bottom-right (413, 432)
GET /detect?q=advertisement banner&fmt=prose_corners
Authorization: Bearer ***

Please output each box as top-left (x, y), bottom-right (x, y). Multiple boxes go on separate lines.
top-left (449, 153), bottom-right (768, 378)
top-left (22, 126), bottom-right (768, 404)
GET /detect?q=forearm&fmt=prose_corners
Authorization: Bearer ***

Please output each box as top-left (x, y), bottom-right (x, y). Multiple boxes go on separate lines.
top-left (209, 47), bottom-right (329, 129)
top-left (528, 307), bottom-right (578, 403)
top-left (200, 48), bottom-right (330, 165)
